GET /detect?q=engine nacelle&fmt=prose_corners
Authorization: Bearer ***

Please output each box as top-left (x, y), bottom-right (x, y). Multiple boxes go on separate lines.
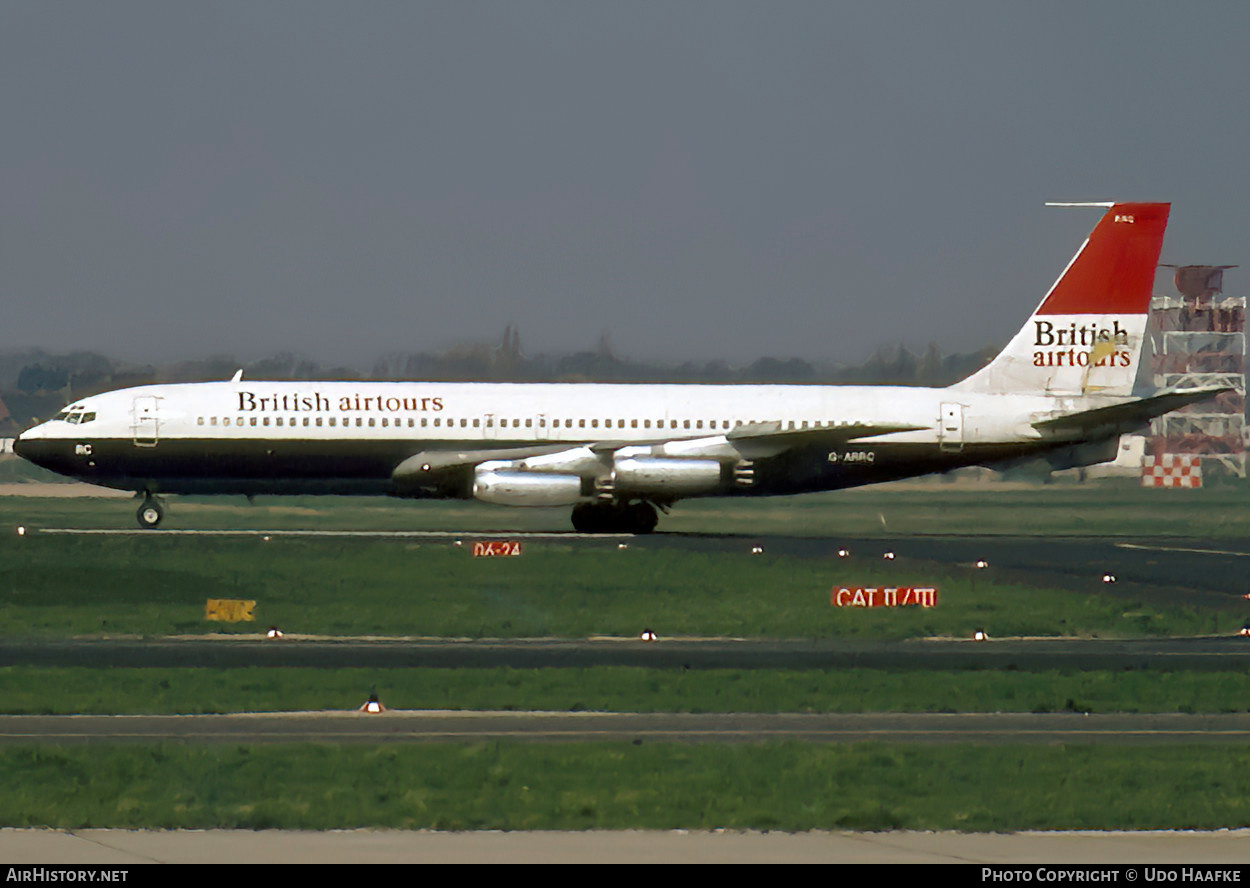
top-left (612, 457), bottom-right (724, 496)
top-left (472, 470), bottom-right (584, 506)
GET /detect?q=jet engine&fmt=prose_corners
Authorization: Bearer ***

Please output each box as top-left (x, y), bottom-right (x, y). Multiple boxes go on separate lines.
top-left (472, 469), bottom-right (584, 506)
top-left (612, 457), bottom-right (725, 496)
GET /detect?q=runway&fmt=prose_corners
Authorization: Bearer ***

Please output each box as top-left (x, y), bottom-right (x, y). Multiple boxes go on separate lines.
top-left (5, 710), bottom-right (1250, 745)
top-left (5, 635), bottom-right (1250, 670)
top-left (6, 827), bottom-right (1250, 864)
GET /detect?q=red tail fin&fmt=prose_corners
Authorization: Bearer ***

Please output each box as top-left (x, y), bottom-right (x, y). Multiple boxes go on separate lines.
top-left (953, 202), bottom-right (1170, 395)
top-left (1036, 203), bottom-right (1169, 315)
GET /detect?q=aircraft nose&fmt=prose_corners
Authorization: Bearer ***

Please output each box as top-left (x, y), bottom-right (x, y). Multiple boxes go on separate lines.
top-left (12, 428), bottom-right (49, 466)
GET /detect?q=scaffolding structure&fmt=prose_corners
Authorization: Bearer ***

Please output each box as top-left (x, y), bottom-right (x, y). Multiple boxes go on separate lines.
top-left (1147, 265), bottom-right (1245, 478)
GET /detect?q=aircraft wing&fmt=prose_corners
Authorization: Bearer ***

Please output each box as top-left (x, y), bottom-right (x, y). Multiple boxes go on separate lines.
top-left (392, 420), bottom-right (928, 486)
top-left (1032, 386), bottom-right (1232, 435)
top-left (392, 444), bottom-right (574, 480)
top-left (724, 421), bottom-right (929, 458)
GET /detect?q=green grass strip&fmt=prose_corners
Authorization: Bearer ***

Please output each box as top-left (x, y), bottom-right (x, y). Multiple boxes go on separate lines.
top-left (0, 531), bottom-right (1240, 639)
top-left (2, 742), bottom-right (1249, 831)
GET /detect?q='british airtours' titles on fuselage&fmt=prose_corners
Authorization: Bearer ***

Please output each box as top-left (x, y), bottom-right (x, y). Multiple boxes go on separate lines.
top-left (237, 392), bottom-right (445, 413)
top-left (1032, 319), bottom-right (1133, 368)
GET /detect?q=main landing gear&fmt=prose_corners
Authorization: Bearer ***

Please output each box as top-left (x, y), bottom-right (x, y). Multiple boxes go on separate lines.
top-left (570, 501), bottom-right (659, 535)
top-left (136, 494), bottom-right (165, 529)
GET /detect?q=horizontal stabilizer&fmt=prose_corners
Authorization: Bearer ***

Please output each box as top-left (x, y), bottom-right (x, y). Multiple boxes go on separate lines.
top-left (1031, 386), bottom-right (1232, 434)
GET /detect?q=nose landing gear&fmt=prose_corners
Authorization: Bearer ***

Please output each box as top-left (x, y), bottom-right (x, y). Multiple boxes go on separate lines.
top-left (136, 494), bottom-right (165, 529)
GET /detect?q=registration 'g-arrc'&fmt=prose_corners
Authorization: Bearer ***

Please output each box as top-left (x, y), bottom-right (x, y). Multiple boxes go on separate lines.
top-left (14, 202), bottom-right (1226, 532)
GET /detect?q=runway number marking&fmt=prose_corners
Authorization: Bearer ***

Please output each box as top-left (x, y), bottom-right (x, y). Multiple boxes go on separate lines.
top-left (472, 540), bottom-right (523, 557)
top-left (831, 586), bottom-right (938, 608)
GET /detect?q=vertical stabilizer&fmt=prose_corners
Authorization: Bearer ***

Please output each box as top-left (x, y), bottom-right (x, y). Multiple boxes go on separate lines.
top-left (952, 202), bottom-right (1169, 395)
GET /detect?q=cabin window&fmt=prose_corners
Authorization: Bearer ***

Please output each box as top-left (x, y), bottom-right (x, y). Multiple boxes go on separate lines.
top-left (512, 418), bottom-right (520, 428)
top-left (683, 420), bottom-right (690, 429)
top-left (368, 418), bottom-right (376, 427)
top-left (472, 418), bottom-right (479, 428)
top-left (382, 418), bottom-right (389, 428)
top-left (408, 418), bottom-right (415, 427)
top-left (591, 419), bottom-right (599, 428)
top-left (197, 417), bottom-right (204, 426)
top-left (525, 419), bottom-right (532, 428)
top-left (315, 417), bottom-right (323, 427)
top-left (210, 417), bottom-right (218, 426)
top-left (275, 418), bottom-right (283, 427)
top-left (249, 417), bottom-right (257, 427)
top-left (631, 419), bottom-right (638, 428)
top-left (696, 420), bottom-right (703, 429)
top-left (421, 418), bottom-right (428, 427)
top-left (644, 420), bottom-right (651, 428)
top-left (328, 417), bottom-right (336, 427)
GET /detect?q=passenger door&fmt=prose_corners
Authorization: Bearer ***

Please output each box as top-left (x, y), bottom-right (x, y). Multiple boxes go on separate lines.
top-left (939, 402), bottom-right (964, 453)
top-left (131, 396), bottom-right (161, 447)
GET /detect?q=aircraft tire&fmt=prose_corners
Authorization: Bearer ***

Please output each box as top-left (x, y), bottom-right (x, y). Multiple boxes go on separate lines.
top-left (571, 503), bottom-right (604, 534)
top-left (626, 501), bottom-right (658, 535)
top-left (570, 501), bottom-right (657, 535)
top-left (137, 499), bottom-right (164, 529)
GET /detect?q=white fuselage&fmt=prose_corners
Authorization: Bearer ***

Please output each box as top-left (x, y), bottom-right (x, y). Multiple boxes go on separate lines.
top-left (15, 379), bottom-right (1100, 503)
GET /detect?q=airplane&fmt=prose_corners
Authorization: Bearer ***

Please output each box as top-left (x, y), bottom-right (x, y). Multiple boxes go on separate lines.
top-left (14, 201), bottom-right (1229, 533)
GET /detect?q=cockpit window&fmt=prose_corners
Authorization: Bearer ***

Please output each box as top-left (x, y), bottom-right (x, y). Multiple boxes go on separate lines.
top-left (53, 408), bottom-right (96, 425)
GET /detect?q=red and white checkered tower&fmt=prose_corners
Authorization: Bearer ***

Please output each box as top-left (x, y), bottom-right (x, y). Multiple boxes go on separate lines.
top-left (1145, 266), bottom-right (1245, 484)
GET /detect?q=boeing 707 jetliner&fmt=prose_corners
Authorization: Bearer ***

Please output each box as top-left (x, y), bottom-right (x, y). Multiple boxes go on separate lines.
top-left (15, 202), bottom-right (1227, 532)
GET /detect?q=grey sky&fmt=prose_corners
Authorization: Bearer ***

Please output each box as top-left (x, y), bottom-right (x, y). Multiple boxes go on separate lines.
top-left (2, 2), bottom-right (1247, 369)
